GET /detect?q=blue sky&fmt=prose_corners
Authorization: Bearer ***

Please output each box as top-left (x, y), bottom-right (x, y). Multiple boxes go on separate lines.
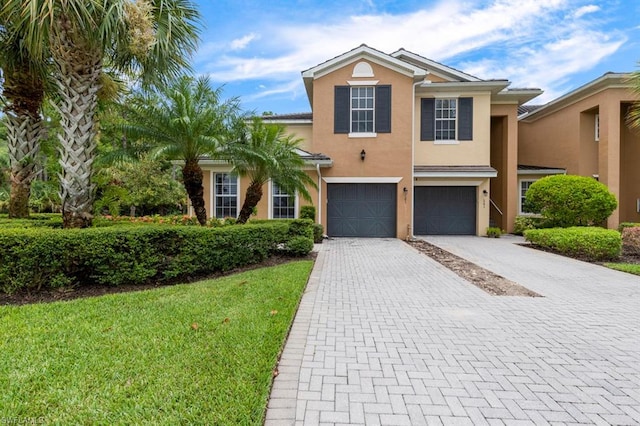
top-left (193, 0), bottom-right (639, 114)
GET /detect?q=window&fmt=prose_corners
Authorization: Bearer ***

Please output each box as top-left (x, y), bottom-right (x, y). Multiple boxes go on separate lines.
top-left (595, 113), bottom-right (600, 142)
top-left (421, 97), bottom-right (473, 142)
top-left (215, 173), bottom-right (238, 218)
top-left (519, 180), bottom-right (536, 214)
top-left (334, 85), bottom-right (391, 134)
top-left (435, 98), bottom-right (457, 140)
top-left (272, 183), bottom-right (295, 219)
top-left (351, 87), bottom-right (375, 133)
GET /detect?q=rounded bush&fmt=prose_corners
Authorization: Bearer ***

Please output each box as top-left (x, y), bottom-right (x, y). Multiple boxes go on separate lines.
top-left (286, 236), bottom-right (314, 257)
top-left (525, 175), bottom-right (617, 227)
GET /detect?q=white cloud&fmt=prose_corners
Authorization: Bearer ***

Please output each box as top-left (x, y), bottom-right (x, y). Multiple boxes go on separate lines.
top-left (573, 4), bottom-right (600, 18)
top-left (230, 33), bottom-right (259, 51)
top-left (198, 0), bottom-right (627, 107)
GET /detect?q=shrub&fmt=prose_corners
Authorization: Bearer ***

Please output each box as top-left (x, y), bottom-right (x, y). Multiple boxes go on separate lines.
top-left (512, 215), bottom-right (552, 235)
top-left (618, 222), bottom-right (640, 232)
top-left (524, 227), bottom-right (621, 261)
top-left (285, 236), bottom-right (314, 256)
top-left (621, 227), bottom-right (640, 257)
top-left (525, 175), bottom-right (617, 227)
top-left (300, 205), bottom-right (316, 221)
top-left (486, 227), bottom-right (502, 238)
top-left (0, 220), bottom-right (314, 294)
top-left (312, 223), bottom-right (324, 243)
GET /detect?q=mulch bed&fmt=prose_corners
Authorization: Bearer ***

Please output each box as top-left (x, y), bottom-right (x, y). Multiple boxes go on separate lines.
top-left (0, 252), bottom-right (316, 306)
top-left (406, 239), bottom-right (541, 297)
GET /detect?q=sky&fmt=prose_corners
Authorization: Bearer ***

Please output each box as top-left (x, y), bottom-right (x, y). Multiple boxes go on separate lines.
top-left (193, 0), bottom-right (639, 115)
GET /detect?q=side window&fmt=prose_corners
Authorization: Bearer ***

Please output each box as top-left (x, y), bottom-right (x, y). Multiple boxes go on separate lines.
top-left (214, 173), bottom-right (238, 218)
top-left (272, 183), bottom-right (296, 219)
top-left (520, 180), bottom-right (536, 214)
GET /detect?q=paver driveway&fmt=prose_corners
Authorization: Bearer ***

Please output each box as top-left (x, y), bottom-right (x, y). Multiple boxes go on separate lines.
top-left (266, 237), bottom-right (640, 425)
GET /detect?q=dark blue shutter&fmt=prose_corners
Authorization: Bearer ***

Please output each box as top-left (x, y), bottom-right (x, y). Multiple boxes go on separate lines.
top-left (375, 85), bottom-right (391, 133)
top-left (334, 86), bottom-right (350, 133)
top-left (458, 97), bottom-right (473, 141)
top-left (420, 98), bottom-right (435, 141)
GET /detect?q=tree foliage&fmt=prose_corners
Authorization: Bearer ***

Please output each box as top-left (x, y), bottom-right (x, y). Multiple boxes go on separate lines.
top-left (525, 175), bottom-right (618, 227)
top-left (227, 117), bottom-right (316, 224)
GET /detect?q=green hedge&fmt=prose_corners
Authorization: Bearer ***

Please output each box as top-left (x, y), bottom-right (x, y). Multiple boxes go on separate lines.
top-left (0, 220), bottom-right (314, 294)
top-left (524, 227), bottom-right (621, 261)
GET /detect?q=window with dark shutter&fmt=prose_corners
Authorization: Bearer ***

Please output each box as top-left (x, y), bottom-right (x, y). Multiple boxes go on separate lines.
top-left (420, 98), bottom-right (435, 141)
top-left (458, 97), bottom-right (473, 141)
top-left (334, 86), bottom-right (350, 133)
top-left (375, 85), bottom-right (391, 133)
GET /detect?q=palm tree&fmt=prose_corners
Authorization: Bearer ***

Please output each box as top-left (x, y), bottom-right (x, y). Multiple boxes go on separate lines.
top-left (227, 118), bottom-right (317, 224)
top-left (0, 19), bottom-right (47, 218)
top-left (120, 75), bottom-right (243, 225)
top-left (1, 0), bottom-right (201, 228)
top-left (627, 68), bottom-right (640, 129)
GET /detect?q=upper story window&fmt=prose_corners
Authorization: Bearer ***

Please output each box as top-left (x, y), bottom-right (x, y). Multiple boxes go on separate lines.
top-left (435, 99), bottom-right (457, 140)
top-left (214, 172), bottom-right (238, 218)
top-left (420, 97), bottom-right (473, 143)
top-left (334, 85), bottom-right (391, 136)
top-left (595, 113), bottom-right (600, 142)
top-left (351, 87), bottom-right (375, 133)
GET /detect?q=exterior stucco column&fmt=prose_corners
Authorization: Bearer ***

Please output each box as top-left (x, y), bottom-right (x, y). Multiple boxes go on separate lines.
top-left (598, 99), bottom-right (621, 229)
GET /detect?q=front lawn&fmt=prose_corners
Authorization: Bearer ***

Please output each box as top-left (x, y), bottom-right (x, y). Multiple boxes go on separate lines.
top-left (604, 262), bottom-right (640, 276)
top-left (0, 261), bottom-right (313, 424)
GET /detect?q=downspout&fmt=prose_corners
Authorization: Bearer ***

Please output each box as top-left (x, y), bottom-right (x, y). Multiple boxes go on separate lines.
top-left (409, 79), bottom-right (423, 240)
top-left (316, 163), bottom-right (322, 229)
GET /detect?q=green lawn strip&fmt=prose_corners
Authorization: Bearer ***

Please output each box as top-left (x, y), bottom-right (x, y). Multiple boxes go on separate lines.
top-left (0, 261), bottom-right (313, 425)
top-left (604, 262), bottom-right (640, 276)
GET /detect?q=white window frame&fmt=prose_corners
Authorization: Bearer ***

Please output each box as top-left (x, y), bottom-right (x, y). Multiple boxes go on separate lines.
top-left (519, 179), bottom-right (537, 215)
top-left (434, 98), bottom-right (458, 143)
top-left (269, 181), bottom-right (298, 219)
top-left (350, 86), bottom-right (375, 136)
top-left (595, 113), bottom-right (600, 142)
top-left (214, 172), bottom-right (239, 219)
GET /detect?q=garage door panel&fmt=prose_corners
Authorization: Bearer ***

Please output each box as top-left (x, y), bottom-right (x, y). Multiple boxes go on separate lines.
top-left (414, 186), bottom-right (476, 235)
top-left (327, 183), bottom-right (396, 238)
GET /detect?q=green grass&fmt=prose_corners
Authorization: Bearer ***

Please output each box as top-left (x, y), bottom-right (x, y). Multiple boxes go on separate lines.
top-left (0, 261), bottom-right (313, 424)
top-left (604, 262), bottom-right (640, 276)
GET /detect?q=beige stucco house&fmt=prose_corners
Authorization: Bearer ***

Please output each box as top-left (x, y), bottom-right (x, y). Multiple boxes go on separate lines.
top-left (195, 45), bottom-right (638, 237)
top-left (518, 73), bottom-right (640, 229)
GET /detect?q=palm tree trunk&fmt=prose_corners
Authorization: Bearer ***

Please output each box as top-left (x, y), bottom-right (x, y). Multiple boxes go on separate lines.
top-left (51, 16), bottom-right (102, 228)
top-left (5, 113), bottom-right (43, 218)
top-left (237, 181), bottom-right (263, 224)
top-left (182, 159), bottom-right (207, 225)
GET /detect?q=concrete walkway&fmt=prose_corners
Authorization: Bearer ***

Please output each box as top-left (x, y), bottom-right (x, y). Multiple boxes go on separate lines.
top-left (265, 237), bottom-right (640, 425)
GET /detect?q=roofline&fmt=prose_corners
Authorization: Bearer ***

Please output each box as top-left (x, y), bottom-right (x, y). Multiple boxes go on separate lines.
top-left (517, 168), bottom-right (566, 175)
top-left (391, 49), bottom-right (482, 82)
top-left (261, 119), bottom-right (313, 124)
top-left (520, 72), bottom-right (635, 122)
top-left (494, 89), bottom-right (544, 106)
top-left (417, 80), bottom-right (510, 95)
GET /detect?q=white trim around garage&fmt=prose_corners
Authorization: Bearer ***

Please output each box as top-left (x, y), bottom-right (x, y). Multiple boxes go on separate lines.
top-left (322, 177), bottom-right (403, 184)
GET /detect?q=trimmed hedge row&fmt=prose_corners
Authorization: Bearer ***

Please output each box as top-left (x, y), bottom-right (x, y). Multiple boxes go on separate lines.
top-left (524, 227), bottom-right (621, 261)
top-left (0, 220), bottom-right (314, 294)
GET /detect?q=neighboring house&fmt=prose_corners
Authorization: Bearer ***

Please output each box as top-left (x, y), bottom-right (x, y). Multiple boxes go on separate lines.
top-left (518, 73), bottom-right (640, 229)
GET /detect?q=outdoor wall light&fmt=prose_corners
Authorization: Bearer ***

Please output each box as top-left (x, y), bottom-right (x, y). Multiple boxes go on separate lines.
top-left (482, 189), bottom-right (488, 196)
top-left (360, 149), bottom-right (366, 161)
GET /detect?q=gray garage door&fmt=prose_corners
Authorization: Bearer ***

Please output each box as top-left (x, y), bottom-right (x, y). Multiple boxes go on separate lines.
top-left (414, 186), bottom-right (476, 235)
top-left (327, 183), bottom-right (396, 237)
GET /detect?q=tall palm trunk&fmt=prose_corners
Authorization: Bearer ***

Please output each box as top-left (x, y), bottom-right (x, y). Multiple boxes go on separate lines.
top-left (2, 67), bottom-right (45, 218)
top-left (237, 181), bottom-right (263, 224)
top-left (51, 16), bottom-right (101, 228)
top-left (182, 158), bottom-right (207, 225)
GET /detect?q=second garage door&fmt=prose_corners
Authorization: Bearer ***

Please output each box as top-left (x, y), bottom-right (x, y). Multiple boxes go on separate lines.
top-left (327, 183), bottom-right (396, 237)
top-left (414, 186), bottom-right (476, 235)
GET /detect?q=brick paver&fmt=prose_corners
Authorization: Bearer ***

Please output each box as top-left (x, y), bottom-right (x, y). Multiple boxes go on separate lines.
top-left (266, 237), bottom-right (640, 425)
